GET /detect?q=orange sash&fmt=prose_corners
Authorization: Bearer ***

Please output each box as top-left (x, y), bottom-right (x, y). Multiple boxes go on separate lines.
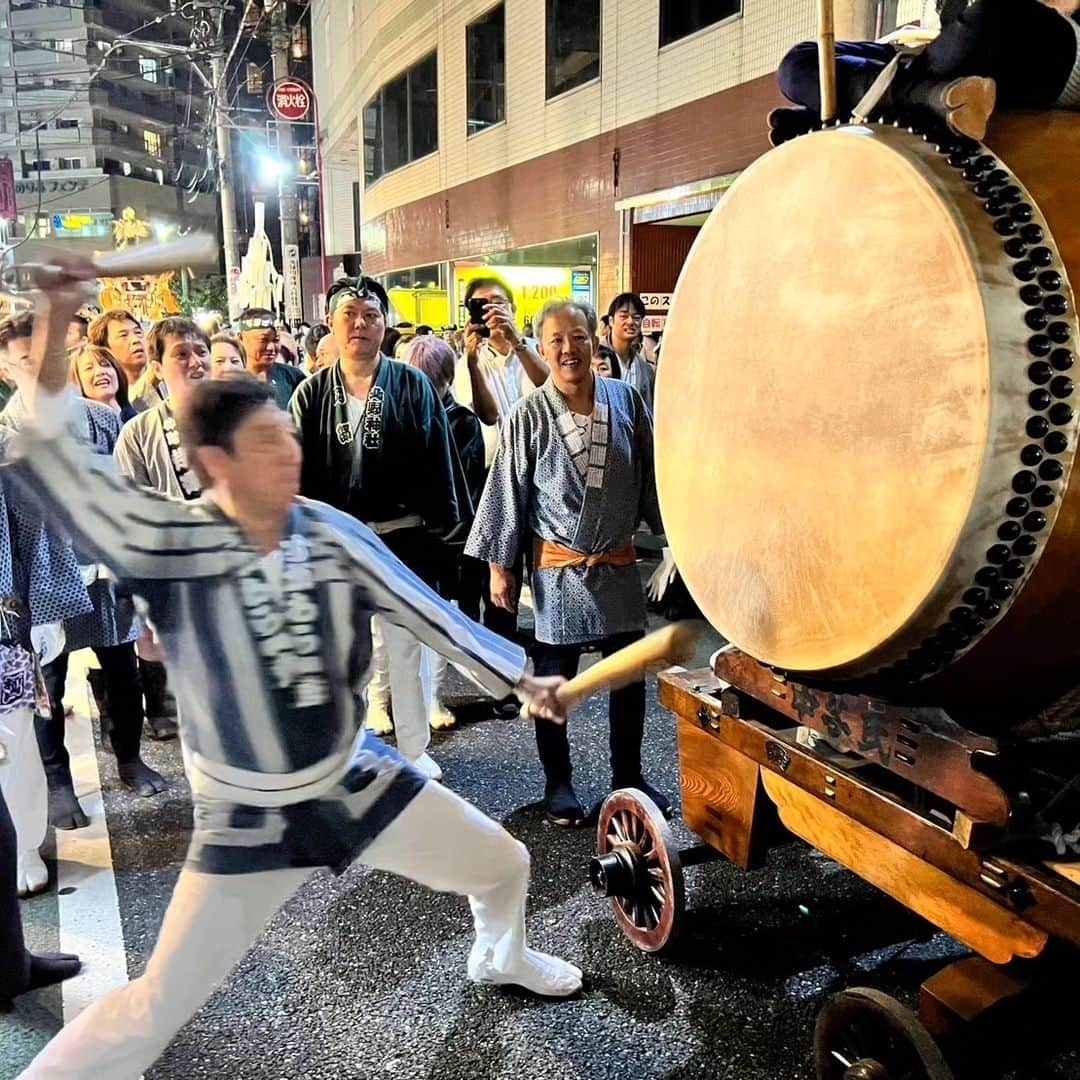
top-left (534, 538), bottom-right (637, 570)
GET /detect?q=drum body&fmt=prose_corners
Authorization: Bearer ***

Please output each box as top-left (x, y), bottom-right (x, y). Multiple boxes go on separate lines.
top-left (657, 114), bottom-right (1080, 707)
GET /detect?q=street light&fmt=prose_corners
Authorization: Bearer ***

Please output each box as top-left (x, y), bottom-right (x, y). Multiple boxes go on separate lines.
top-left (257, 153), bottom-right (292, 185)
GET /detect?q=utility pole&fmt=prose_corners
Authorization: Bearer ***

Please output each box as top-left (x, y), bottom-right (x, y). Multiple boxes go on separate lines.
top-left (267, 0), bottom-right (301, 326)
top-left (210, 9), bottom-right (242, 320)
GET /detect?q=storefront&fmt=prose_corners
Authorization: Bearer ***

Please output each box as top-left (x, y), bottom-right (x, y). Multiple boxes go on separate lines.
top-left (618, 175), bottom-right (738, 333)
top-left (375, 234), bottom-right (598, 333)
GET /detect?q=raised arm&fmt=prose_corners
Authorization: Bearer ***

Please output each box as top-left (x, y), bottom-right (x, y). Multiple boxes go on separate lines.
top-left (304, 501), bottom-right (563, 717)
top-left (6, 258), bottom-right (242, 582)
top-left (463, 326), bottom-right (500, 426)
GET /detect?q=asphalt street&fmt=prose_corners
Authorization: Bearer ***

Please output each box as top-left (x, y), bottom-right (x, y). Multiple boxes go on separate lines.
top-left (4, 614), bottom-right (1079, 1079)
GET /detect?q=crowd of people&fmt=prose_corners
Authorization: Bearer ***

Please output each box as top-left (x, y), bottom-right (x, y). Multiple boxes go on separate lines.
top-left (0, 264), bottom-right (674, 1075)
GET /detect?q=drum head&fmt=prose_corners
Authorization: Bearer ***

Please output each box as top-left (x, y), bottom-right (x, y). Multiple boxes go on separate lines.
top-left (657, 127), bottom-right (999, 675)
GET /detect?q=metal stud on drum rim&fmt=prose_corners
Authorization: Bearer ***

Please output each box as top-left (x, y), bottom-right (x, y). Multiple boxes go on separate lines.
top-left (593, 789), bottom-right (684, 953)
top-left (813, 988), bottom-right (955, 1080)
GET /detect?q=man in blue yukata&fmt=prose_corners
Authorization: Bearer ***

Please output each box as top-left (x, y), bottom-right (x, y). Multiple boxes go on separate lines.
top-left (466, 298), bottom-right (670, 828)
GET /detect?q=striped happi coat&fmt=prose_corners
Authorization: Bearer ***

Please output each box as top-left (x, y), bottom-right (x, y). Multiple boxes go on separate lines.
top-left (9, 398), bottom-right (526, 873)
top-left (466, 376), bottom-right (662, 645)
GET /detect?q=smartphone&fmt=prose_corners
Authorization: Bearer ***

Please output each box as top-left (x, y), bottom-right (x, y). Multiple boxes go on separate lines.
top-left (466, 297), bottom-right (490, 338)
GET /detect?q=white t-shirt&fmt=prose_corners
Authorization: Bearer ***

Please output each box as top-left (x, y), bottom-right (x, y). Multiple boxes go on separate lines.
top-left (453, 341), bottom-right (539, 466)
top-left (346, 393), bottom-right (367, 460)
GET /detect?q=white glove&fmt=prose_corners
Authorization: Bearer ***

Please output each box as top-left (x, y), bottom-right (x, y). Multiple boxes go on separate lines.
top-left (647, 546), bottom-right (678, 602)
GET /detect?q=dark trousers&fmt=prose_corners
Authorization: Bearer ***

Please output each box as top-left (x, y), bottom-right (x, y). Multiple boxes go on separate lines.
top-left (38, 645), bottom-right (144, 777)
top-left (778, 40), bottom-right (897, 115)
top-left (779, 2), bottom-right (1075, 116)
top-left (531, 630), bottom-right (646, 787)
top-left (379, 527), bottom-right (450, 592)
top-left (0, 788), bottom-right (29, 997)
top-left (459, 552), bottom-right (524, 641)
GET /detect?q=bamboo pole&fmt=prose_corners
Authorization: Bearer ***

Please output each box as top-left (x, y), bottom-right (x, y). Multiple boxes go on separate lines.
top-left (818, 0), bottom-right (838, 123)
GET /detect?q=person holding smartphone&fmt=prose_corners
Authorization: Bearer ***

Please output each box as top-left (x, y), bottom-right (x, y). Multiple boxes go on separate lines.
top-left (454, 279), bottom-right (548, 674)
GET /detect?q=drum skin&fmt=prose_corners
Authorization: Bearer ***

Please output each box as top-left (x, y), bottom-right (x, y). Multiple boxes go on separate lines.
top-left (657, 114), bottom-right (1080, 706)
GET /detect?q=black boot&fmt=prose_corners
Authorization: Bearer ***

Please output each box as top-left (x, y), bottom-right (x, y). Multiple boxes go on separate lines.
top-left (117, 758), bottom-right (168, 798)
top-left (138, 658), bottom-right (177, 740)
top-left (767, 106), bottom-right (821, 147)
top-left (46, 775), bottom-right (89, 831)
top-left (894, 75), bottom-right (997, 142)
top-left (86, 667), bottom-right (113, 753)
top-left (544, 781), bottom-right (586, 827)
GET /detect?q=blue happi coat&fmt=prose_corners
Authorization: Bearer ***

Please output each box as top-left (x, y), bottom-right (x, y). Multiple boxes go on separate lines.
top-left (466, 376), bottom-right (662, 645)
top-left (8, 395), bottom-right (526, 873)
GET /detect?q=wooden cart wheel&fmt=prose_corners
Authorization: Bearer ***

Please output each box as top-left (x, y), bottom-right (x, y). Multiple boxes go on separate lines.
top-left (590, 788), bottom-right (684, 953)
top-left (814, 988), bottom-right (955, 1080)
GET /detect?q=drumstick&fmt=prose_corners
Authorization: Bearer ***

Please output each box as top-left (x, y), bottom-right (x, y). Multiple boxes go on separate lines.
top-left (818, 0), bottom-right (838, 123)
top-left (552, 621), bottom-right (705, 714)
top-left (33, 233), bottom-right (218, 286)
top-left (90, 232), bottom-right (218, 277)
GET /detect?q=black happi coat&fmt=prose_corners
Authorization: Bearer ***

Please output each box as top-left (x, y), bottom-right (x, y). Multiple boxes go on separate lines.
top-left (291, 356), bottom-right (463, 537)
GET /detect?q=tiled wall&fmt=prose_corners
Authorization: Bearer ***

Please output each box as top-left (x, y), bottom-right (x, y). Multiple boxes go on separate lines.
top-left (360, 71), bottom-right (782, 305)
top-left (312, 0), bottom-right (818, 246)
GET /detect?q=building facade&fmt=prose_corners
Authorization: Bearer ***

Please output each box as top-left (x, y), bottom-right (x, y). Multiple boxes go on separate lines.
top-left (312, 0), bottom-right (926, 328)
top-left (0, 0), bottom-right (217, 286)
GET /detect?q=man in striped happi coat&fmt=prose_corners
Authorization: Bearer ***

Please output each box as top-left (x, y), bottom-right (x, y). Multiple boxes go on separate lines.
top-left (15, 262), bottom-right (581, 1079)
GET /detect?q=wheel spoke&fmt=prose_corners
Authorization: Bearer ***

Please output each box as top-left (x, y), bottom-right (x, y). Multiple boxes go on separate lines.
top-left (650, 883), bottom-right (666, 906)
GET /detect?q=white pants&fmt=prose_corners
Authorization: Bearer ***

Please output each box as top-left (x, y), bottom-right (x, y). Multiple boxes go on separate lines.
top-left (373, 616), bottom-right (433, 761)
top-left (22, 780), bottom-right (531, 1079)
top-left (0, 705), bottom-right (47, 859)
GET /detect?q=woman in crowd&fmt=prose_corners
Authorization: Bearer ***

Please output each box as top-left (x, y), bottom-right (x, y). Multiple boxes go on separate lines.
top-left (592, 344), bottom-right (622, 380)
top-left (399, 334), bottom-right (486, 732)
top-left (70, 345), bottom-right (137, 422)
top-left (210, 333), bottom-right (247, 379)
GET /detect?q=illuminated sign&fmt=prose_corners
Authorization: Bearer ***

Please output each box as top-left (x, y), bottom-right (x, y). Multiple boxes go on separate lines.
top-left (268, 78), bottom-right (313, 123)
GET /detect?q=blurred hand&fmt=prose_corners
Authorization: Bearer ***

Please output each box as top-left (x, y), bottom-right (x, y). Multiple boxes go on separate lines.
top-left (647, 546), bottom-right (678, 602)
top-left (484, 299), bottom-right (521, 350)
top-left (490, 564), bottom-right (517, 613)
top-left (515, 672), bottom-right (567, 724)
top-left (464, 322), bottom-right (485, 361)
top-left (34, 254), bottom-right (98, 314)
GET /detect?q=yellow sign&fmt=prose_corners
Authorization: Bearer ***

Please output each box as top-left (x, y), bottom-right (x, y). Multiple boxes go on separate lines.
top-left (59, 214), bottom-right (93, 231)
top-left (454, 264), bottom-right (591, 330)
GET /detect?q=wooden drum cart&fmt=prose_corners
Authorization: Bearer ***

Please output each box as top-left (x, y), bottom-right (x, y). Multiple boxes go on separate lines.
top-left (591, 648), bottom-right (1080, 1078)
top-left (588, 31), bottom-right (1080, 1078)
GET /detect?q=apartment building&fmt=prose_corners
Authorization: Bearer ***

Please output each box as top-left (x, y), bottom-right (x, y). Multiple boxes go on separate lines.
top-left (0, 0), bottom-right (217, 282)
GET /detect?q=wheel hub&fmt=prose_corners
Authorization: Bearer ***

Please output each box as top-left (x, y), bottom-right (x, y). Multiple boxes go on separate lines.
top-left (589, 845), bottom-right (642, 898)
top-left (843, 1062), bottom-right (889, 1080)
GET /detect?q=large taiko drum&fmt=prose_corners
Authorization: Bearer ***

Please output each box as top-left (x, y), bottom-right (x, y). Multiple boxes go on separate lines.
top-left (657, 114), bottom-right (1080, 707)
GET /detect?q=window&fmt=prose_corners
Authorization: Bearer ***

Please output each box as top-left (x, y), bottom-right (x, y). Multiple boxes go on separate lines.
top-left (22, 157), bottom-right (50, 173)
top-left (467, 4), bottom-right (505, 135)
top-left (143, 129), bottom-right (162, 156)
top-left (381, 73), bottom-right (408, 174)
top-left (57, 157), bottom-right (82, 169)
top-left (362, 96), bottom-right (380, 184)
top-left (55, 117), bottom-right (79, 129)
top-left (362, 51), bottom-right (438, 184)
top-left (546, 0), bottom-right (600, 99)
top-left (245, 61), bottom-right (264, 94)
top-left (409, 52), bottom-right (437, 160)
top-left (139, 57), bottom-right (158, 83)
top-left (290, 24), bottom-right (309, 60)
top-left (352, 181), bottom-right (362, 252)
top-left (659, 1), bottom-right (740, 47)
